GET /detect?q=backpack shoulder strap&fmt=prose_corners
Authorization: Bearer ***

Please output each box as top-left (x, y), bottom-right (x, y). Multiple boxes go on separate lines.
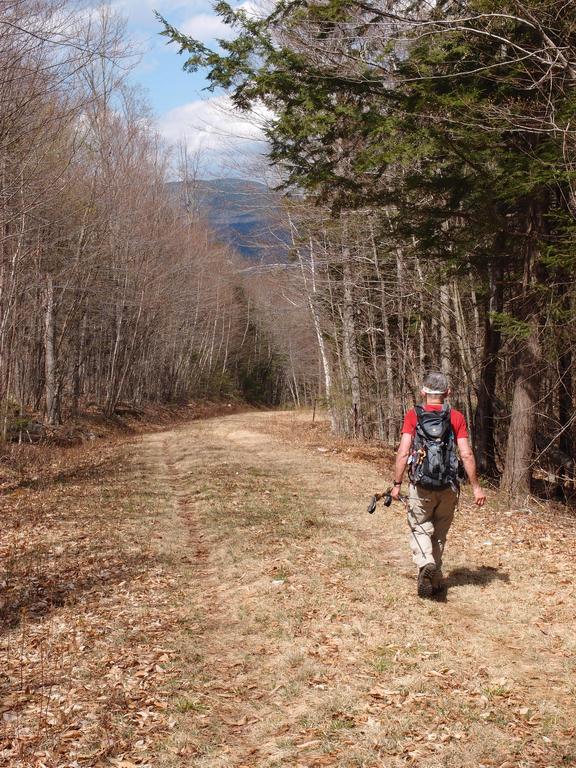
top-left (442, 403), bottom-right (455, 442)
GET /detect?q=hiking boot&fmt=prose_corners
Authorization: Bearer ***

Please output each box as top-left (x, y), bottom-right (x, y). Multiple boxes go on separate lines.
top-left (431, 570), bottom-right (444, 594)
top-left (432, 583), bottom-right (447, 600)
top-left (417, 563), bottom-right (436, 598)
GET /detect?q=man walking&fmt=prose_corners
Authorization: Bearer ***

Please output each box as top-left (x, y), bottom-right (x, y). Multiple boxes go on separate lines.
top-left (390, 372), bottom-right (486, 597)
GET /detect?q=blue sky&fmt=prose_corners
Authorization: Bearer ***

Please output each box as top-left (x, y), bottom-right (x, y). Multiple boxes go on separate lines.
top-left (118, 0), bottom-right (269, 176)
top-left (125, 0), bottom-right (216, 114)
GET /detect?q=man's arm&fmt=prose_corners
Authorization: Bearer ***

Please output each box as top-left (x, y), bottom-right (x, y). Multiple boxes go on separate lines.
top-left (390, 433), bottom-right (413, 500)
top-left (457, 437), bottom-right (486, 506)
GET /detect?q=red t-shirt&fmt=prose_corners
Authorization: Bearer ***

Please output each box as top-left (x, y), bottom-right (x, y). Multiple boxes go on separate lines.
top-left (401, 404), bottom-right (468, 440)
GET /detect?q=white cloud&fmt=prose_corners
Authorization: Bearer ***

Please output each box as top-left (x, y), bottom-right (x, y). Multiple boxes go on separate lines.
top-left (180, 12), bottom-right (235, 42)
top-left (179, 0), bottom-right (266, 43)
top-left (158, 95), bottom-right (272, 170)
top-left (158, 96), bottom-right (270, 176)
top-left (94, 0), bottom-right (214, 29)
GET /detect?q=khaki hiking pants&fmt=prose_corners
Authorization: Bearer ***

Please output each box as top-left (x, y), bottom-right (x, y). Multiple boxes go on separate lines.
top-left (407, 484), bottom-right (458, 580)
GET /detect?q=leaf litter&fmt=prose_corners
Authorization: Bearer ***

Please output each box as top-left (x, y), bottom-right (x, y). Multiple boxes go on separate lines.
top-left (2, 410), bottom-right (576, 768)
top-left (0, 436), bottom-right (184, 767)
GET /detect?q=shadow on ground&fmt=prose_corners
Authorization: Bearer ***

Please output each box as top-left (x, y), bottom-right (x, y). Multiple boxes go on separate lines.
top-left (429, 566), bottom-right (510, 603)
top-left (446, 565), bottom-right (510, 588)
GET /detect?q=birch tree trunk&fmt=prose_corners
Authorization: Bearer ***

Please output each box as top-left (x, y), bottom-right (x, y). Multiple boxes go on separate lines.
top-left (370, 223), bottom-right (395, 444)
top-left (308, 241), bottom-right (337, 431)
top-left (341, 246), bottom-right (363, 438)
top-left (414, 255), bottom-right (426, 383)
top-left (439, 283), bottom-right (451, 376)
top-left (72, 313), bottom-right (86, 416)
top-left (291, 218), bottom-right (337, 431)
top-left (44, 274), bottom-right (59, 425)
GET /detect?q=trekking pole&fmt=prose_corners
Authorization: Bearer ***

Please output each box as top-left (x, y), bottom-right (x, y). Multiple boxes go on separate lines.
top-left (368, 488), bottom-right (431, 562)
top-left (367, 488), bottom-right (409, 514)
top-left (367, 489), bottom-right (433, 563)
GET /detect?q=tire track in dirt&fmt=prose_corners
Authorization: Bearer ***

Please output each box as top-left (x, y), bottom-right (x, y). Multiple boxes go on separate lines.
top-left (143, 415), bottom-right (412, 765)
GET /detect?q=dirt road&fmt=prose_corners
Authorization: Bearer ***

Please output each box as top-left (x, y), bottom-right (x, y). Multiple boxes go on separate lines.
top-left (3, 410), bottom-right (574, 766)
top-left (139, 411), bottom-right (576, 768)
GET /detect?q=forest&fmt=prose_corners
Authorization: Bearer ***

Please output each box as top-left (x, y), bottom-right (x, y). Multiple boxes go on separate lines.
top-left (162, 0), bottom-right (576, 499)
top-left (0, 0), bottom-right (306, 442)
top-left (2, 0), bottom-right (576, 502)
top-left (2, 3), bottom-right (576, 765)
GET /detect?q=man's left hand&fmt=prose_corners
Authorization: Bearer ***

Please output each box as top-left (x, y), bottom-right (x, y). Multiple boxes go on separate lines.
top-left (473, 485), bottom-right (486, 507)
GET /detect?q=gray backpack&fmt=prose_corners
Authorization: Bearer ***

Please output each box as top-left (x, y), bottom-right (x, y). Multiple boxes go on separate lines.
top-left (409, 405), bottom-right (459, 490)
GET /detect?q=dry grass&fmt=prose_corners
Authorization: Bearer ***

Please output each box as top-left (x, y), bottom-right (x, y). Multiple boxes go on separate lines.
top-left (0, 400), bottom-right (247, 493)
top-left (0, 435), bottom-right (190, 766)
top-left (149, 412), bottom-right (576, 768)
top-left (2, 409), bottom-right (575, 767)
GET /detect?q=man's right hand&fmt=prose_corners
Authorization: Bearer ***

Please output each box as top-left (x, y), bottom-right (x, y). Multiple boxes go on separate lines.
top-left (390, 484), bottom-right (402, 501)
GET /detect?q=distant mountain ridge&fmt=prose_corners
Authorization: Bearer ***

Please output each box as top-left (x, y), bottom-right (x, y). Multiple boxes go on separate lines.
top-left (167, 178), bottom-right (289, 262)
